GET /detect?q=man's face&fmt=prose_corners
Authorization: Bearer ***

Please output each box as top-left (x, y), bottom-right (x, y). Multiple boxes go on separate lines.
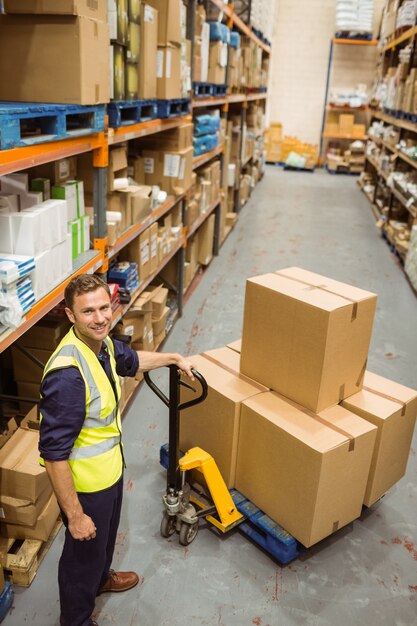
top-left (65, 287), bottom-right (112, 347)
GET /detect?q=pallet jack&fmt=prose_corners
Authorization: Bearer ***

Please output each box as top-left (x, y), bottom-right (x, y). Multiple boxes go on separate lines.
top-left (144, 365), bottom-right (244, 546)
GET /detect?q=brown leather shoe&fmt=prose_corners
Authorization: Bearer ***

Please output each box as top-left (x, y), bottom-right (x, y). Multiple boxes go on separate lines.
top-left (97, 569), bottom-right (139, 595)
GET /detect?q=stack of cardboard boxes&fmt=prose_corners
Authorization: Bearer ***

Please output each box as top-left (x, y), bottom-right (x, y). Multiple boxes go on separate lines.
top-left (327, 140), bottom-right (366, 174)
top-left (0, 417), bottom-right (60, 544)
top-left (325, 114), bottom-right (366, 139)
top-left (179, 267), bottom-right (417, 548)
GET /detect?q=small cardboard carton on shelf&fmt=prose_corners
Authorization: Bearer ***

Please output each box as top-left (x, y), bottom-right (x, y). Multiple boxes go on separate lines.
top-left (197, 214), bottom-right (215, 266)
top-left (179, 347), bottom-right (269, 488)
top-left (341, 371), bottom-right (417, 506)
top-left (235, 391), bottom-right (377, 548)
top-left (240, 267), bottom-right (377, 413)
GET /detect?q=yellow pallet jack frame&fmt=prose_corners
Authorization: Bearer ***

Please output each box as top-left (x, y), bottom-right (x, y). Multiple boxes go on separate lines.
top-left (144, 365), bottom-right (243, 545)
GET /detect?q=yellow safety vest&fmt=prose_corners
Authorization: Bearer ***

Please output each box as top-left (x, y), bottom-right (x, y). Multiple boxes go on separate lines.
top-left (40, 327), bottom-right (124, 493)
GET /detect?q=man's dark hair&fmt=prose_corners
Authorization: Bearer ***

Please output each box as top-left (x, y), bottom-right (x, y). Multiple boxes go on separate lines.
top-left (64, 274), bottom-right (111, 310)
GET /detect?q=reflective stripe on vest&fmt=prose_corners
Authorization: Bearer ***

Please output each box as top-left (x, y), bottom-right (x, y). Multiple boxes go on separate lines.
top-left (41, 327), bottom-right (123, 492)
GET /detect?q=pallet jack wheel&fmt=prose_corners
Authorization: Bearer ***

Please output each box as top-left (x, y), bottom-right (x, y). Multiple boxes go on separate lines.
top-left (160, 512), bottom-right (176, 538)
top-left (179, 521), bottom-right (199, 546)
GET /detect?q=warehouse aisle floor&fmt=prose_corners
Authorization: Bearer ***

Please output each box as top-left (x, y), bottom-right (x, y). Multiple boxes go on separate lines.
top-left (8, 167), bottom-right (417, 625)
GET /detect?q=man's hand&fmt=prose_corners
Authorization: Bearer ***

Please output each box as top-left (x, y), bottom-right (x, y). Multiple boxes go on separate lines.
top-left (176, 355), bottom-right (195, 380)
top-left (68, 512), bottom-right (97, 541)
top-left (137, 351), bottom-right (195, 379)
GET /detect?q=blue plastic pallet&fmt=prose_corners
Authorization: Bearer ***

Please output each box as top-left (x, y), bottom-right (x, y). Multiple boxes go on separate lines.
top-left (193, 82), bottom-right (215, 98)
top-left (0, 582), bottom-right (13, 623)
top-left (157, 98), bottom-right (191, 119)
top-left (230, 489), bottom-right (299, 564)
top-left (0, 102), bottom-right (105, 150)
top-left (107, 99), bottom-right (158, 128)
top-left (159, 444), bottom-right (299, 564)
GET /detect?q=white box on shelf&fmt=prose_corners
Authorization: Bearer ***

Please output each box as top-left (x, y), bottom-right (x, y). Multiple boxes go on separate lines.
top-left (0, 193), bottom-right (19, 212)
top-left (1, 173), bottom-right (29, 195)
top-left (0, 214), bottom-right (14, 254)
top-left (11, 210), bottom-right (43, 257)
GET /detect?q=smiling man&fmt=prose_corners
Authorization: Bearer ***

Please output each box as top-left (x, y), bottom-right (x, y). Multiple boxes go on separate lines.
top-left (39, 274), bottom-right (194, 626)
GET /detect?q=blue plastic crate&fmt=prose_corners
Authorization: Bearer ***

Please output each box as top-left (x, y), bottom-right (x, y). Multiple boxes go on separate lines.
top-left (194, 114), bottom-right (220, 136)
top-left (193, 133), bottom-right (218, 156)
top-left (208, 22), bottom-right (230, 44)
top-left (0, 102), bottom-right (105, 150)
top-left (230, 32), bottom-right (241, 49)
top-left (0, 582), bottom-right (13, 623)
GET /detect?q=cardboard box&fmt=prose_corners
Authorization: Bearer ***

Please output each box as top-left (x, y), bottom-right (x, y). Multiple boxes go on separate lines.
top-left (240, 268), bottom-right (377, 413)
top-left (11, 346), bottom-right (51, 384)
top-left (142, 147), bottom-right (193, 195)
top-left (157, 44), bottom-right (182, 99)
top-left (0, 429), bottom-right (52, 503)
top-left (0, 15), bottom-right (109, 104)
top-left (142, 123), bottom-right (193, 152)
top-left (1, 492), bottom-right (60, 542)
top-left (179, 347), bottom-right (269, 487)
top-left (197, 214), bottom-right (215, 266)
top-left (208, 41), bottom-right (227, 85)
top-left (149, 222), bottom-right (159, 273)
top-left (108, 146), bottom-right (128, 192)
top-left (151, 286), bottom-right (168, 319)
top-left (339, 114), bottom-right (355, 135)
top-left (341, 371), bottom-right (417, 506)
top-left (0, 418), bottom-right (18, 450)
top-left (19, 318), bottom-right (70, 350)
top-left (152, 305), bottom-right (169, 336)
top-left (139, 3), bottom-right (158, 98)
top-left (131, 186), bottom-right (152, 224)
top-left (115, 308), bottom-right (152, 343)
top-left (148, 0), bottom-right (181, 45)
top-left (4, 0), bottom-right (107, 19)
top-left (0, 484), bottom-right (52, 527)
top-left (236, 392), bottom-right (377, 547)
top-left (153, 328), bottom-right (166, 348)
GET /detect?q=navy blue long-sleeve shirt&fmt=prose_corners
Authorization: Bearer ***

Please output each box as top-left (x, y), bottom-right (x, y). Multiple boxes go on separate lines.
top-left (39, 339), bottom-right (139, 462)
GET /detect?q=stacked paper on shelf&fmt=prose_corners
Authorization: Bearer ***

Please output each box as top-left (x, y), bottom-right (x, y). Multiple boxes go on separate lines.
top-left (0, 254), bottom-right (35, 284)
top-left (0, 256), bottom-right (36, 329)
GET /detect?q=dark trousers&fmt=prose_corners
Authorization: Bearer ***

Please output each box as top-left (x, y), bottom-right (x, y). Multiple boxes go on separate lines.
top-left (59, 477), bottom-right (123, 626)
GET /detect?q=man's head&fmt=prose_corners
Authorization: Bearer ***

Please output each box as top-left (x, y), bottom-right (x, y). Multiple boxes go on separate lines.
top-left (64, 274), bottom-right (112, 351)
top-left (64, 274), bottom-right (111, 310)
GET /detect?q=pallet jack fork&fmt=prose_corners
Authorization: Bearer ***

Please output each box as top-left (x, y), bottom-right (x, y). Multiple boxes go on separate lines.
top-left (144, 365), bottom-right (243, 546)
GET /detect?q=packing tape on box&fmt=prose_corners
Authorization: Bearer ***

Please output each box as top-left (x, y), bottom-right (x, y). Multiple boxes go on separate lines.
top-left (362, 385), bottom-right (407, 416)
top-left (201, 352), bottom-right (356, 450)
top-left (268, 390), bottom-right (356, 452)
top-left (201, 352), bottom-right (267, 392)
top-left (274, 271), bottom-right (358, 321)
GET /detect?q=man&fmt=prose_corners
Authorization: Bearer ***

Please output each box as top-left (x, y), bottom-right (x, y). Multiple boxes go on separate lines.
top-left (39, 274), bottom-right (194, 626)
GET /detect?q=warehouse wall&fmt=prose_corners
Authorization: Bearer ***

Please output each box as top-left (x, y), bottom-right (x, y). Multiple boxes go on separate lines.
top-left (268, 0), bottom-right (385, 145)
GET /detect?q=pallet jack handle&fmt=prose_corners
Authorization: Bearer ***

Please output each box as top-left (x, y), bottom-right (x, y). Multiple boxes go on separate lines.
top-left (144, 365), bottom-right (208, 492)
top-left (143, 365), bottom-right (208, 411)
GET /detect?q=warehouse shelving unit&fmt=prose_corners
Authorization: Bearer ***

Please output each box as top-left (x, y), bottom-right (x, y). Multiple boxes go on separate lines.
top-left (319, 37), bottom-right (378, 166)
top-left (360, 20), bottom-right (417, 269)
top-left (0, 0), bottom-right (271, 381)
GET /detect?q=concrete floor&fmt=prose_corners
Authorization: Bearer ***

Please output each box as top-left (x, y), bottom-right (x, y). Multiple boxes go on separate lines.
top-left (7, 168), bottom-right (417, 625)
